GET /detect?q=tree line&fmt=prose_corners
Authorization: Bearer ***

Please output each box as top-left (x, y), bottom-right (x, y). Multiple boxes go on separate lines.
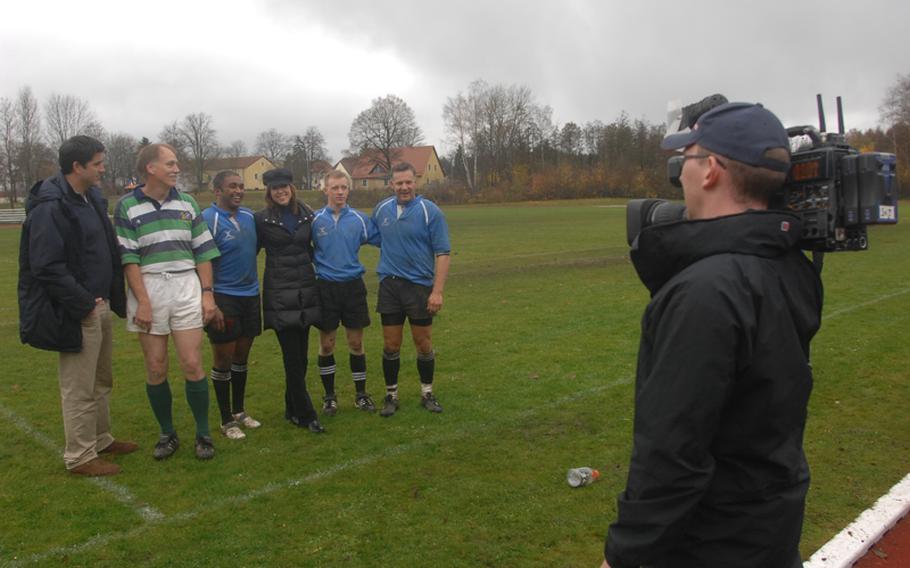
top-left (3, 75), bottom-right (909, 208)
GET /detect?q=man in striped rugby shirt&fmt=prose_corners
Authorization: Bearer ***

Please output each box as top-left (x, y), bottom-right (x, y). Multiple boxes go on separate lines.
top-left (114, 143), bottom-right (221, 461)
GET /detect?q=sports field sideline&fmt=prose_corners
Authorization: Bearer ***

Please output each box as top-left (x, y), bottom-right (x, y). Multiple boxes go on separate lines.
top-left (1, 198), bottom-right (908, 567)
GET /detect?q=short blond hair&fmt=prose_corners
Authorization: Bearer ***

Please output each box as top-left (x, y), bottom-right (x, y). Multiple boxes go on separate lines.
top-left (323, 169), bottom-right (352, 188)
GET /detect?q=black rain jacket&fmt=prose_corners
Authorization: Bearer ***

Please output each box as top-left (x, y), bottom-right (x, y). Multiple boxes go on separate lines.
top-left (606, 210), bottom-right (823, 568)
top-left (18, 172), bottom-right (126, 352)
top-left (255, 204), bottom-right (321, 331)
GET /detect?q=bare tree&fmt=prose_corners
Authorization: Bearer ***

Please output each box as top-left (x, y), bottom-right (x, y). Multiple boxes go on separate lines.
top-left (255, 128), bottom-right (290, 165)
top-left (44, 93), bottom-right (103, 148)
top-left (0, 97), bottom-right (18, 206)
top-left (103, 132), bottom-right (138, 193)
top-left (443, 90), bottom-right (478, 192)
top-left (348, 94), bottom-right (423, 174)
top-left (158, 114), bottom-right (218, 190)
top-left (880, 73), bottom-right (910, 128)
top-left (286, 126), bottom-right (329, 189)
top-left (16, 86), bottom-right (44, 191)
top-left (226, 139), bottom-right (248, 159)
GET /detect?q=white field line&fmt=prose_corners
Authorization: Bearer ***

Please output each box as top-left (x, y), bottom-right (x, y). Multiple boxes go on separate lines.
top-left (0, 402), bottom-right (164, 524)
top-left (822, 288), bottom-right (910, 321)
top-left (803, 473), bottom-right (910, 568)
top-left (8, 376), bottom-right (632, 567)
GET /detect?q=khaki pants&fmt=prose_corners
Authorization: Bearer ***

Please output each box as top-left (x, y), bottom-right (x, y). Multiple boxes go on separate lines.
top-left (58, 301), bottom-right (114, 469)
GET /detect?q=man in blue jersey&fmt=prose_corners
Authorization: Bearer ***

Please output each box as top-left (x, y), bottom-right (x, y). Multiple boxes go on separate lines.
top-left (202, 171), bottom-right (262, 440)
top-left (371, 162), bottom-right (451, 417)
top-left (312, 170), bottom-right (380, 415)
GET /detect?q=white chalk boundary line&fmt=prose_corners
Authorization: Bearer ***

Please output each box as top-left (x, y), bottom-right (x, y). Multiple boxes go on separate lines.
top-left (7, 376), bottom-right (632, 567)
top-left (822, 288), bottom-right (910, 321)
top-left (804, 473), bottom-right (910, 568)
top-left (0, 402), bottom-right (163, 523)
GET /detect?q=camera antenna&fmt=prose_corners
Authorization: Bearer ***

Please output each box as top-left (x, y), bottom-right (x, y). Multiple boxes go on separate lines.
top-left (836, 96), bottom-right (845, 135)
top-left (816, 94), bottom-right (827, 133)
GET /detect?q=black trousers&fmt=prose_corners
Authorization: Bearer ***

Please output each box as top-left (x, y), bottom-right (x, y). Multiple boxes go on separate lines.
top-left (276, 327), bottom-right (317, 424)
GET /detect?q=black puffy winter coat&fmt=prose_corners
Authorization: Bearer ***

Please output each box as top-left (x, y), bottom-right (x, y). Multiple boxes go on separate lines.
top-left (254, 204), bottom-right (321, 331)
top-left (18, 172), bottom-right (127, 352)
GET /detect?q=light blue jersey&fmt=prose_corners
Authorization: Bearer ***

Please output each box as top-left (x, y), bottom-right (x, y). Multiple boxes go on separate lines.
top-left (312, 205), bottom-right (379, 282)
top-left (202, 204), bottom-right (259, 296)
top-left (372, 195), bottom-right (450, 287)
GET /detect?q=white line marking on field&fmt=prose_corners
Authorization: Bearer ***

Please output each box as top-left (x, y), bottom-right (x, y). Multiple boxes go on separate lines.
top-left (593, 205), bottom-right (626, 208)
top-left (803, 473), bottom-right (910, 568)
top-left (823, 288), bottom-right (910, 321)
top-left (10, 377), bottom-right (632, 567)
top-left (0, 402), bottom-right (163, 524)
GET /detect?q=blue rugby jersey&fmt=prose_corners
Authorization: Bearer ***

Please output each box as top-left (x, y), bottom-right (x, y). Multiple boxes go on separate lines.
top-left (202, 204), bottom-right (259, 296)
top-left (312, 205), bottom-right (379, 282)
top-left (372, 195), bottom-right (450, 287)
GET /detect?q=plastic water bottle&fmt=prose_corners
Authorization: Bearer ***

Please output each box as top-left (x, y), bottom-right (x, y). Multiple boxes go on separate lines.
top-left (567, 467), bottom-right (600, 488)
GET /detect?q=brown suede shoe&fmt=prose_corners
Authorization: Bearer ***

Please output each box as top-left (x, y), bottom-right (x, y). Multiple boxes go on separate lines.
top-left (69, 457), bottom-right (121, 477)
top-left (99, 440), bottom-right (139, 455)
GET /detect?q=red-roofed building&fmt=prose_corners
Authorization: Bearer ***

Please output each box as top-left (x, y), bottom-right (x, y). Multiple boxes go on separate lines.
top-left (334, 146), bottom-right (445, 190)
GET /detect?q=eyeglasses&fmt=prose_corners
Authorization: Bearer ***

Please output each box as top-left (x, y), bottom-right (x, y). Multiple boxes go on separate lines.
top-left (681, 153), bottom-right (727, 169)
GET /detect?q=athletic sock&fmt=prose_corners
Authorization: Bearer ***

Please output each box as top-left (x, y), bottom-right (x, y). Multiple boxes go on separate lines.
top-left (146, 380), bottom-right (175, 435)
top-left (382, 350), bottom-right (400, 398)
top-left (417, 350), bottom-right (435, 387)
top-left (318, 354), bottom-right (336, 397)
top-left (210, 368), bottom-right (233, 424)
top-left (351, 353), bottom-right (367, 395)
top-left (185, 377), bottom-right (211, 437)
top-left (230, 363), bottom-right (248, 414)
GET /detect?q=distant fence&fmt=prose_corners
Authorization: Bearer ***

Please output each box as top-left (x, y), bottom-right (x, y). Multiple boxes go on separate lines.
top-left (0, 208), bottom-right (26, 224)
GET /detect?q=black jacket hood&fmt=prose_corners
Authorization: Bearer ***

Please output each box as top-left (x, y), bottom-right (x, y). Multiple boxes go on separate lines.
top-left (631, 209), bottom-right (804, 295)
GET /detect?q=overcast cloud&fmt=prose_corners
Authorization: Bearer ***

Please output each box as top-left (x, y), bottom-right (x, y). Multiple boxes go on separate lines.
top-left (1, 0), bottom-right (906, 160)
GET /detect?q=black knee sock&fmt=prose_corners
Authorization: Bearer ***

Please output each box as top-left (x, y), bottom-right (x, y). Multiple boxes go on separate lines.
top-left (231, 363), bottom-right (248, 414)
top-left (351, 353), bottom-right (367, 394)
top-left (382, 350), bottom-right (400, 397)
top-left (318, 354), bottom-right (336, 397)
top-left (417, 350), bottom-right (435, 385)
top-left (210, 368), bottom-right (233, 425)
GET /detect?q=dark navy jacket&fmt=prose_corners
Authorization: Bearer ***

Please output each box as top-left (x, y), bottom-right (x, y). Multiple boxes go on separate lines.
top-left (255, 204), bottom-right (321, 331)
top-left (606, 210), bottom-right (823, 568)
top-left (18, 172), bottom-right (126, 352)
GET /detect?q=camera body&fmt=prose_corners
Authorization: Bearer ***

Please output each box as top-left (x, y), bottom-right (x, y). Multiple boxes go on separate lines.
top-left (629, 96), bottom-right (899, 252)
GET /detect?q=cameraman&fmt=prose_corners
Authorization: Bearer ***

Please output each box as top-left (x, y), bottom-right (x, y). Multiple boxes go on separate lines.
top-left (602, 103), bottom-right (823, 568)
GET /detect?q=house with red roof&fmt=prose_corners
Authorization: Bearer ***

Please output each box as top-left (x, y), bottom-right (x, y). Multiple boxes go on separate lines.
top-left (335, 146), bottom-right (445, 190)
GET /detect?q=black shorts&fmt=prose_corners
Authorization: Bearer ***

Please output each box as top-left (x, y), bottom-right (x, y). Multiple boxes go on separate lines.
top-left (205, 293), bottom-right (262, 344)
top-left (315, 278), bottom-right (371, 331)
top-left (376, 277), bottom-right (433, 326)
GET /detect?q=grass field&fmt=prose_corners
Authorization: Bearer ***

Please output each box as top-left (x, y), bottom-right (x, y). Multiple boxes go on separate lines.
top-left (0, 198), bottom-right (908, 567)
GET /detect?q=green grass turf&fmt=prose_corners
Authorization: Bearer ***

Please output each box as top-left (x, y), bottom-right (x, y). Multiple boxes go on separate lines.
top-left (0, 198), bottom-right (907, 567)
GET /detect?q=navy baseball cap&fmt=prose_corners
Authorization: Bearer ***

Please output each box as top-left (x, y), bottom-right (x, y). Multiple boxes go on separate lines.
top-left (661, 102), bottom-right (790, 172)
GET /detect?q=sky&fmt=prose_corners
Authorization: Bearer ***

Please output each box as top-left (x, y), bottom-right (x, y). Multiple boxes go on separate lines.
top-left (1, 0), bottom-right (906, 161)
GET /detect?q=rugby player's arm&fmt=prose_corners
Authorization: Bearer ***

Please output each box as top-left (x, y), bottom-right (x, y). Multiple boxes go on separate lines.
top-left (195, 261), bottom-right (219, 327)
top-left (123, 263), bottom-right (152, 331)
top-left (427, 253), bottom-right (450, 314)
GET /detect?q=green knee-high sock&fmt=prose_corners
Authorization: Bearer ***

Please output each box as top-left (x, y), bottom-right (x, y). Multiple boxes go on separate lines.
top-left (146, 380), bottom-right (175, 435)
top-left (185, 377), bottom-right (211, 437)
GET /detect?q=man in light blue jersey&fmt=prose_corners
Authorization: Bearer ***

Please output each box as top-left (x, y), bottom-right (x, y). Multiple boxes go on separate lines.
top-left (312, 170), bottom-right (380, 415)
top-left (371, 162), bottom-right (450, 417)
top-left (115, 143), bottom-right (220, 461)
top-left (202, 171), bottom-right (262, 440)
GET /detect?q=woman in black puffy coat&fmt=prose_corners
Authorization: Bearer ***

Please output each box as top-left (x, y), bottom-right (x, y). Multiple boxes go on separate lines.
top-left (254, 168), bottom-right (325, 433)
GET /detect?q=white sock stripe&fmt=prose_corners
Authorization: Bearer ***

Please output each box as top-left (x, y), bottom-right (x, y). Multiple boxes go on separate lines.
top-left (230, 364), bottom-right (248, 373)
top-left (210, 370), bottom-right (231, 382)
top-left (318, 365), bottom-right (337, 375)
top-left (352, 373), bottom-right (367, 381)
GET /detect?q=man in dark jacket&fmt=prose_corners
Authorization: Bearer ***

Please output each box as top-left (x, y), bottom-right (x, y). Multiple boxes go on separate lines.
top-left (18, 135), bottom-right (136, 477)
top-left (603, 103), bottom-right (823, 568)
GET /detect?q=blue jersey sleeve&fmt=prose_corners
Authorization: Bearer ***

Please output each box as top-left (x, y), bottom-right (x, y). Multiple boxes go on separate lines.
top-left (428, 206), bottom-right (450, 255)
